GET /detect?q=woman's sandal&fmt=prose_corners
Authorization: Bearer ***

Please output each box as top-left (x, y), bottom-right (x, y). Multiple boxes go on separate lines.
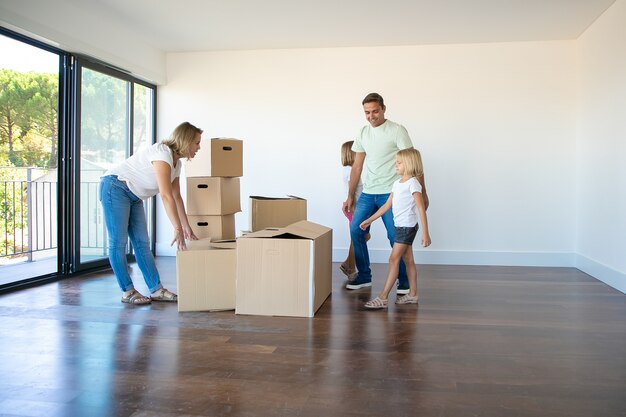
top-left (151, 288), bottom-right (178, 302)
top-left (364, 296), bottom-right (388, 309)
top-left (121, 289), bottom-right (151, 305)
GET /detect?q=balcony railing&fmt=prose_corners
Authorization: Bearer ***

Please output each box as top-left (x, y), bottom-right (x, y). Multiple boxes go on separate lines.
top-left (1, 166), bottom-right (109, 266)
top-left (1, 173), bottom-right (58, 261)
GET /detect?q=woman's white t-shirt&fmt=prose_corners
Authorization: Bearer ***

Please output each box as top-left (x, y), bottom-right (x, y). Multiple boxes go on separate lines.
top-left (105, 143), bottom-right (181, 200)
top-left (391, 177), bottom-right (422, 227)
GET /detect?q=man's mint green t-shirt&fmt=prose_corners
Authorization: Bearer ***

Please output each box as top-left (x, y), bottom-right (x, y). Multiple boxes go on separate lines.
top-left (352, 119), bottom-right (413, 194)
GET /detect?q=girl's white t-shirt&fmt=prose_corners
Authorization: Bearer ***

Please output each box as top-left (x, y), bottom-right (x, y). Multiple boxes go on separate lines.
top-left (391, 177), bottom-right (422, 227)
top-left (105, 143), bottom-right (181, 200)
top-left (342, 165), bottom-right (363, 199)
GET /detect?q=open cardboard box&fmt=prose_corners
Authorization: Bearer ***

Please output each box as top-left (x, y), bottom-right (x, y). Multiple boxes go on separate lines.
top-left (235, 220), bottom-right (332, 317)
top-left (248, 195), bottom-right (307, 232)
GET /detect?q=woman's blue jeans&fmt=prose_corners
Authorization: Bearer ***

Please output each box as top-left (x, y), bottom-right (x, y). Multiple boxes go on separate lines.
top-left (98, 175), bottom-right (163, 293)
top-left (350, 192), bottom-right (408, 287)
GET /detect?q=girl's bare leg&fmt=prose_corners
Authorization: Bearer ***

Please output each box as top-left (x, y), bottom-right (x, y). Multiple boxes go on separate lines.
top-left (378, 243), bottom-right (410, 300)
top-left (345, 242), bottom-right (356, 271)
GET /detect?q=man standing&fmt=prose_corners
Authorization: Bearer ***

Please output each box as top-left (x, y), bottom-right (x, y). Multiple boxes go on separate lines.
top-left (344, 93), bottom-right (428, 292)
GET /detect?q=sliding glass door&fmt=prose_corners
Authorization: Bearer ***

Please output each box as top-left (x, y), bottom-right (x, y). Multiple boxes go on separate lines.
top-left (0, 33), bottom-right (60, 286)
top-left (73, 59), bottom-right (156, 271)
top-left (0, 28), bottom-right (156, 288)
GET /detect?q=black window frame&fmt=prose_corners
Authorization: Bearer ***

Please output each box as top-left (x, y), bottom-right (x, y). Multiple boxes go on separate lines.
top-left (0, 26), bottom-right (157, 292)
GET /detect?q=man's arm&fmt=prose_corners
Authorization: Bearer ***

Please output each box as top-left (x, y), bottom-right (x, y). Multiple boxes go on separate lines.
top-left (343, 152), bottom-right (365, 213)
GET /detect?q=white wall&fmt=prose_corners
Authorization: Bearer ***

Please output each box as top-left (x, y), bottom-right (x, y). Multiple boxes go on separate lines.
top-left (156, 41), bottom-right (579, 270)
top-left (0, 0), bottom-right (166, 84)
top-left (576, 0), bottom-right (626, 293)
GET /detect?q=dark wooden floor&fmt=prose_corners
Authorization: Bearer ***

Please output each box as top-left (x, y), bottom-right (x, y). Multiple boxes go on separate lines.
top-left (0, 260), bottom-right (625, 417)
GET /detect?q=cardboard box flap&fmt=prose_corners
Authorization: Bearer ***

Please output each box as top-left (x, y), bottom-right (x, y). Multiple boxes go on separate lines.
top-left (239, 220), bottom-right (330, 240)
top-left (259, 232), bottom-right (307, 240)
top-left (239, 228), bottom-right (284, 239)
top-left (249, 195), bottom-right (305, 201)
top-left (286, 220), bottom-right (331, 238)
top-left (183, 238), bottom-right (213, 251)
top-left (209, 239), bottom-right (237, 249)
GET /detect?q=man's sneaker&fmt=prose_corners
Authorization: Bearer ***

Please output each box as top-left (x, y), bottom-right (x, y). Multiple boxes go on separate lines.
top-left (347, 271), bottom-right (358, 283)
top-left (397, 282), bottom-right (410, 295)
top-left (346, 276), bottom-right (372, 290)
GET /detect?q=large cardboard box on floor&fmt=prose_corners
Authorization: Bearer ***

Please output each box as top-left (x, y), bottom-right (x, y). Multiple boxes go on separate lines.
top-left (186, 177), bottom-right (241, 215)
top-left (236, 220), bottom-right (332, 317)
top-left (249, 195), bottom-right (307, 232)
top-left (188, 214), bottom-right (236, 240)
top-left (176, 239), bottom-right (236, 312)
top-left (184, 138), bottom-right (243, 177)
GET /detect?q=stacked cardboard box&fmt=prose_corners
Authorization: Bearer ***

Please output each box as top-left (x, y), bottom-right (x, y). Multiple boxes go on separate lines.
top-left (185, 138), bottom-right (243, 239)
top-left (177, 138), bottom-right (242, 312)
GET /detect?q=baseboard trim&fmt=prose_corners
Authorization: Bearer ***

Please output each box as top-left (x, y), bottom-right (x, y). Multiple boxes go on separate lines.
top-left (575, 254), bottom-right (626, 294)
top-left (333, 248), bottom-right (575, 267)
top-left (332, 248), bottom-right (625, 294)
top-left (159, 244), bottom-right (625, 295)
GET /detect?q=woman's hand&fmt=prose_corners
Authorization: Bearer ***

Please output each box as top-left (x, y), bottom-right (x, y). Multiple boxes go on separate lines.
top-left (171, 227), bottom-right (187, 251)
top-left (183, 225), bottom-right (198, 241)
top-left (359, 219), bottom-right (371, 231)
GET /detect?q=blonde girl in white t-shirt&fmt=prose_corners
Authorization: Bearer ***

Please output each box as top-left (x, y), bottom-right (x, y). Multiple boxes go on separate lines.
top-left (359, 148), bottom-right (431, 309)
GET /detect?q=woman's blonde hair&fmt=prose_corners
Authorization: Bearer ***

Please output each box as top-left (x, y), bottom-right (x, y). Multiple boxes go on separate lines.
top-left (341, 141), bottom-right (355, 167)
top-left (397, 148), bottom-right (424, 178)
top-left (162, 122), bottom-right (203, 160)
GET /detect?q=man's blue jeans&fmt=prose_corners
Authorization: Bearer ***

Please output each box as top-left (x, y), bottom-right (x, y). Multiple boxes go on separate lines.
top-left (99, 175), bottom-right (163, 293)
top-left (350, 192), bottom-right (408, 287)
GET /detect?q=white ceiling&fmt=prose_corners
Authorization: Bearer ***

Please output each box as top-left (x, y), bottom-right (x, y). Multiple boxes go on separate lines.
top-left (86, 0), bottom-right (616, 52)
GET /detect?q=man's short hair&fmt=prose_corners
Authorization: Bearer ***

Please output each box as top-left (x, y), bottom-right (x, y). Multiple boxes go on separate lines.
top-left (362, 92), bottom-right (385, 108)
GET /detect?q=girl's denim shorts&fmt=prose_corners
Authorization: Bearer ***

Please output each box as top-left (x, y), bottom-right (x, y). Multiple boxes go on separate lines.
top-left (394, 224), bottom-right (419, 245)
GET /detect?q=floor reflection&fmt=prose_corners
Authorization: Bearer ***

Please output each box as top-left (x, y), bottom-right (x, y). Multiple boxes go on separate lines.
top-left (0, 259), bottom-right (624, 416)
